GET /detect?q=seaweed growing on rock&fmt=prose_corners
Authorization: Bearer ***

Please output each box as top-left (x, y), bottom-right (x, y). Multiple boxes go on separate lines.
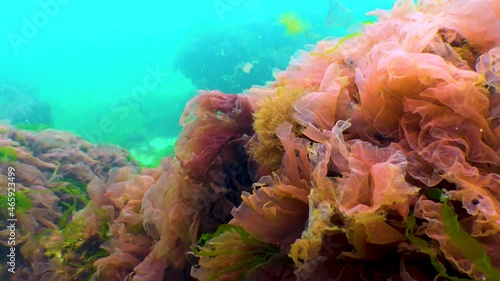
top-left (4, 0), bottom-right (500, 280)
top-left (191, 1), bottom-right (499, 280)
top-left (0, 82), bottom-right (53, 127)
top-left (0, 124), bottom-right (138, 280)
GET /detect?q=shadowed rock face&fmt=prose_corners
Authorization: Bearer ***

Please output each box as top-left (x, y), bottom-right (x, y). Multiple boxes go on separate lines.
top-left (0, 82), bottom-right (53, 126)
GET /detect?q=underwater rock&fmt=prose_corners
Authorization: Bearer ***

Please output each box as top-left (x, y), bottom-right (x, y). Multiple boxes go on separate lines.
top-left (174, 20), bottom-right (327, 93)
top-left (0, 82), bottom-right (53, 127)
top-left (0, 124), bottom-right (138, 281)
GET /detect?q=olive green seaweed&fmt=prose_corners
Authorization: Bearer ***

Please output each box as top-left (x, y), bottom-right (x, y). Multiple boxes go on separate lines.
top-left (425, 188), bottom-right (444, 200)
top-left (0, 191), bottom-right (33, 214)
top-left (310, 31), bottom-right (363, 58)
top-left (405, 215), bottom-right (468, 281)
top-left (46, 207), bottom-right (111, 280)
top-left (405, 190), bottom-right (500, 280)
top-left (0, 169), bottom-right (107, 279)
top-left (441, 198), bottom-right (500, 281)
top-left (55, 182), bottom-right (90, 228)
top-left (0, 146), bottom-right (18, 161)
top-left (193, 224), bottom-right (279, 281)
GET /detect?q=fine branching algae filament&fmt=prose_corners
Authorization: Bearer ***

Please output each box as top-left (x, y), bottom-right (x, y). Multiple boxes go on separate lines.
top-left (45, 209), bottom-right (112, 280)
top-left (250, 86), bottom-right (305, 170)
top-left (323, 32), bottom-right (362, 54)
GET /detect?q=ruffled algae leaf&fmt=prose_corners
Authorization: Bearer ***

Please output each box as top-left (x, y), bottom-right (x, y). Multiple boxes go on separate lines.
top-left (441, 198), bottom-right (500, 281)
top-left (406, 191), bottom-right (500, 280)
top-left (405, 187), bottom-right (470, 280)
top-left (404, 214), bottom-right (467, 281)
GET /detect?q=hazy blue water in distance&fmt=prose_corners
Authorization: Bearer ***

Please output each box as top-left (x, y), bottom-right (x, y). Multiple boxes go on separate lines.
top-left (0, 0), bottom-right (395, 161)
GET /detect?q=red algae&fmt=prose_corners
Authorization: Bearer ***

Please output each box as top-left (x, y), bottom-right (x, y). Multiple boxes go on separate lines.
top-left (2, 1), bottom-right (500, 281)
top-left (186, 1), bottom-right (499, 280)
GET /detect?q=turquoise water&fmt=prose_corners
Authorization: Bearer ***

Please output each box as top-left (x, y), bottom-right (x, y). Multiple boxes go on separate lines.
top-left (0, 0), bottom-right (394, 165)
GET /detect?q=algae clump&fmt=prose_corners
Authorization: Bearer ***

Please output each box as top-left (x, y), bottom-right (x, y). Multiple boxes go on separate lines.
top-left (250, 86), bottom-right (305, 170)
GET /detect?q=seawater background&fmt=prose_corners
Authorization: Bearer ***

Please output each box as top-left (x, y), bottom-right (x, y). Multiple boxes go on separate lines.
top-left (0, 0), bottom-right (394, 167)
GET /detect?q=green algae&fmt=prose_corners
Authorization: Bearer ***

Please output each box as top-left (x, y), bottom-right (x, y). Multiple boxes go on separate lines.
top-left (46, 206), bottom-right (112, 280)
top-left (405, 214), bottom-right (469, 281)
top-left (194, 224), bottom-right (279, 281)
top-left (0, 191), bottom-right (33, 215)
top-left (441, 198), bottom-right (500, 281)
top-left (0, 146), bottom-right (18, 161)
top-left (405, 191), bottom-right (500, 281)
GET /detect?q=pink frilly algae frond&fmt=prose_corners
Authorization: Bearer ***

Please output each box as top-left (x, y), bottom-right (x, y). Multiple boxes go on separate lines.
top-left (190, 0), bottom-right (500, 280)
